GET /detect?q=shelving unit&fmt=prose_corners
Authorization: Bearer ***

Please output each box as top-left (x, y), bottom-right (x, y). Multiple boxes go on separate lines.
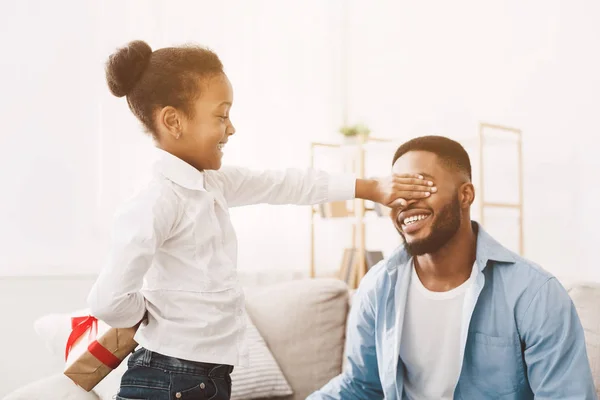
top-left (309, 134), bottom-right (394, 288)
top-left (478, 122), bottom-right (524, 255)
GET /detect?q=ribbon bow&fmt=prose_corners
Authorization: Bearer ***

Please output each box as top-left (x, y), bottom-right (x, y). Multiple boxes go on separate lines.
top-left (65, 315), bottom-right (98, 361)
top-left (64, 315), bottom-right (122, 369)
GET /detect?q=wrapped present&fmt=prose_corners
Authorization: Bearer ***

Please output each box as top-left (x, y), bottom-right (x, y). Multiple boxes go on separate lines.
top-left (63, 315), bottom-right (139, 391)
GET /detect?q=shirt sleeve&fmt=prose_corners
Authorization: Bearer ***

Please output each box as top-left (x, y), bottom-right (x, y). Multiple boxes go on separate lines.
top-left (307, 282), bottom-right (384, 400)
top-left (520, 277), bottom-right (597, 399)
top-left (87, 185), bottom-right (179, 328)
top-left (212, 166), bottom-right (356, 207)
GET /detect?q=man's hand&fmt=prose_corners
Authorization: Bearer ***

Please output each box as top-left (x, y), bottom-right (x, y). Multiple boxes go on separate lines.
top-left (356, 174), bottom-right (436, 208)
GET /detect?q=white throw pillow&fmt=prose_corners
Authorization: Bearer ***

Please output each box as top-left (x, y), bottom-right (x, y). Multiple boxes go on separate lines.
top-left (34, 310), bottom-right (293, 400)
top-left (2, 374), bottom-right (99, 400)
top-left (230, 314), bottom-right (293, 400)
top-left (33, 309), bottom-right (122, 399)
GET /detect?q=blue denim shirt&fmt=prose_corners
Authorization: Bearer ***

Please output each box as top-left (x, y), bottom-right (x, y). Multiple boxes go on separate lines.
top-left (309, 222), bottom-right (596, 399)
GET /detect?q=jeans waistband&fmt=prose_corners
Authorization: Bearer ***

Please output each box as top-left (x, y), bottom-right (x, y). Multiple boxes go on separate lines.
top-left (132, 348), bottom-right (234, 378)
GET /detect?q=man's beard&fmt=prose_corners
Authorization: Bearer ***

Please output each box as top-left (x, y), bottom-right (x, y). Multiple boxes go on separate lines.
top-left (399, 194), bottom-right (462, 256)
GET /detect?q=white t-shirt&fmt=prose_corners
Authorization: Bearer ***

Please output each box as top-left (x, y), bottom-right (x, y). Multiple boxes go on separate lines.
top-left (400, 262), bottom-right (475, 400)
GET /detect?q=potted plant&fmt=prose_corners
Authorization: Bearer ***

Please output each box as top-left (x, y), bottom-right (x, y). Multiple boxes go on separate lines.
top-left (339, 123), bottom-right (371, 144)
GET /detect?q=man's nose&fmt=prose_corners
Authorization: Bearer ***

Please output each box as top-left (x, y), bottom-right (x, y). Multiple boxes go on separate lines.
top-left (405, 199), bottom-right (419, 207)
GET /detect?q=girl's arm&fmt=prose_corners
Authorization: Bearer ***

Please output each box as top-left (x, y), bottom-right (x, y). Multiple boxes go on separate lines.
top-left (210, 167), bottom-right (434, 208)
top-left (86, 185), bottom-right (178, 328)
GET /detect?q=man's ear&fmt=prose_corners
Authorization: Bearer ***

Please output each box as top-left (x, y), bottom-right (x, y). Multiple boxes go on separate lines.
top-left (459, 182), bottom-right (475, 208)
top-left (157, 106), bottom-right (184, 140)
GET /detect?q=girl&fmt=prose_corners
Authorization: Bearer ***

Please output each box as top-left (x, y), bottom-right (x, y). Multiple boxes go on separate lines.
top-left (87, 40), bottom-right (436, 400)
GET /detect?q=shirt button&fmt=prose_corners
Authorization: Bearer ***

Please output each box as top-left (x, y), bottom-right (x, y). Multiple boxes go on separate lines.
top-left (175, 393), bottom-right (182, 398)
top-left (200, 382), bottom-right (206, 389)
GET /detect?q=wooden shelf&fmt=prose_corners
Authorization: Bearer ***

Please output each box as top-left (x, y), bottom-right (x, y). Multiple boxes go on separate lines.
top-left (309, 134), bottom-right (395, 289)
top-left (478, 122), bottom-right (524, 255)
top-left (482, 202), bottom-right (521, 209)
top-left (311, 204), bottom-right (390, 218)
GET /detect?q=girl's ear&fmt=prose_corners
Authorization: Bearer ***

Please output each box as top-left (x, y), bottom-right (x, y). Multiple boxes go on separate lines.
top-left (157, 106), bottom-right (183, 139)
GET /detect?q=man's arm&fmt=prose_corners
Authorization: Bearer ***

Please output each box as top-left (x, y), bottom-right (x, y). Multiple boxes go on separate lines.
top-left (308, 284), bottom-right (384, 400)
top-left (520, 277), bottom-right (597, 399)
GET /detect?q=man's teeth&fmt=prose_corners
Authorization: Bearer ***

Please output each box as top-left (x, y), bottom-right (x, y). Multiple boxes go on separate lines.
top-left (217, 143), bottom-right (225, 150)
top-left (403, 214), bottom-right (429, 225)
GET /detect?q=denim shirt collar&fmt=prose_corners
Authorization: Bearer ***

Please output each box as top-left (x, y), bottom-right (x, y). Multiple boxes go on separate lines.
top-left (384, 220), bottom-right (516, 274)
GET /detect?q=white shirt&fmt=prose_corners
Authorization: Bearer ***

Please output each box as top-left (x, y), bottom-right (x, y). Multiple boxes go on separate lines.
top-left (87, 148), bottom-right (356, 367)
top-left (400, 262), bottom-right (476, 400)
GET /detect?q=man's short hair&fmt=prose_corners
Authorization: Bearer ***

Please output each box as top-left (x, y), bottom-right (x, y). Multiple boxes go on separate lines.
top-left (392, 135), bottom-right (472, 181)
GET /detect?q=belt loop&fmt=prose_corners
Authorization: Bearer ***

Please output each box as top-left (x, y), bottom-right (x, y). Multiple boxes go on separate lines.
top-left (141, 348), bottom-right (152, 366)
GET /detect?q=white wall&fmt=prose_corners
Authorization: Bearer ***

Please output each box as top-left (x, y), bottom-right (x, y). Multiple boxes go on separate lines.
top-left (0, 0), bottom-right (350, 277)
top-left (344, 0), bottom-right (600, 282)
top-left (0, 0), bottom-right (598, 281)
top-left (0, 1), bottom-right (101, 275)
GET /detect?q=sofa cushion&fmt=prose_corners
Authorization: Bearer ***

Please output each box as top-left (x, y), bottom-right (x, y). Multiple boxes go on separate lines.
top-left (566, 282), bottom-right (600, 396)
top-left (245, 278), bottom-right (349, 400)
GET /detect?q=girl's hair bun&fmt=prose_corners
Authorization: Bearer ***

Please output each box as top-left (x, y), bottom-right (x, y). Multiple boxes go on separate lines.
top-left (105, 40), bottom-right (152, 97)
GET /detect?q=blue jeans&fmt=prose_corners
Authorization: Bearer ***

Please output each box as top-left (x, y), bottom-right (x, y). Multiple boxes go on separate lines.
top-left (116, 348), bottom-right (234, 400)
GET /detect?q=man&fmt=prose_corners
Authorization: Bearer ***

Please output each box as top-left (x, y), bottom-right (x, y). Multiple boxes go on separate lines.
top-left (309, 136), bottom-right (596, 399)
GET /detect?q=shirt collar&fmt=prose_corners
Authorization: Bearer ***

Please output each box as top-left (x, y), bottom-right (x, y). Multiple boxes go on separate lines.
top-left (386, 220), bottom-right (516, 274)
top-left (472, 221), bottom-right (516, 267)
top-left (153, 147), bottom-right (206, 191)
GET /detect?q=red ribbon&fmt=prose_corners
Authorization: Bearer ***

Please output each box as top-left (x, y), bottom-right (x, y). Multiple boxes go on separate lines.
top-left (88, 340), bottom-right (122, 369)
top-left (65, 316), bottom-right (98, 361)
top-left (65, 315), bottom-right (123, 369)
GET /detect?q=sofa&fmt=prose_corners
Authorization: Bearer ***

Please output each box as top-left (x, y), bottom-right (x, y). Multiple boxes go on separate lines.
top-left (4, 278), bottom-right (600, 399)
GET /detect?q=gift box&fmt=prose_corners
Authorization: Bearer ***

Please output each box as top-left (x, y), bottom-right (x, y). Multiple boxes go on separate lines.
top-left (63, 315), bottom-right (139, 391)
